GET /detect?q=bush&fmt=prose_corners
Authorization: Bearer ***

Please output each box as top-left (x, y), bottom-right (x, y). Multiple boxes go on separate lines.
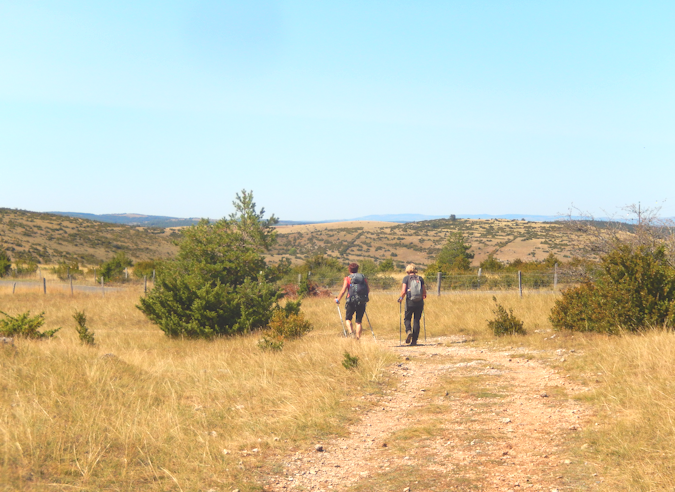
top-left (73, 310), bottom-right (95, 346)
top-left (378, 259), bottom-right (395, 272)
top-left (0, 249), bottom-right (11, 277)
top-left (133, 260), bottom-right (156, 279)
top-left (99, 252), bottom-right (133, 282)
top-left (550, 244), bottom-right (675, 333)
top-left (0, 311), bottom-right (60, 339)
top-left (138, 190), bottom-right (282, 338)
top-left (51, 261), bottom-right (83, 280)
top-left (266, 309), bottom-right (313, 340)
top-left (256, 334), bottom-right (284, 351)
top-left (487, 297), bottom-right (526, 336)
top-left (342, 351), bottom-right (359, 370)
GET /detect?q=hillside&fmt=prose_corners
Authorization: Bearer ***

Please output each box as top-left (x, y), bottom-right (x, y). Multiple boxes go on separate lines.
top-left (1, 209), bottom-right (588, 270)
top-left (0, 208), bottom-right (178, 266)
top-left (269, 217), bottom-right (585, 267)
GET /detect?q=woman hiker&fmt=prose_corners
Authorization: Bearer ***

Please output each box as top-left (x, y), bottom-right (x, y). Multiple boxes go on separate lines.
top-left (335, 262), bottom-right (370, 340)
top-left (398, 263), bottom-right (427, 345)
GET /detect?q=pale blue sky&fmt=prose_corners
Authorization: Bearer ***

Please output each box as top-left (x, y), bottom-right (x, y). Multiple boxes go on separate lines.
top-left (1, 1), bottom-right (673, 221)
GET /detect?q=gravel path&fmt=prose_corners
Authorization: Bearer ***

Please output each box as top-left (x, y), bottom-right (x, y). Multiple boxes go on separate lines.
top-left (263, 337), bottom-right (597, 491)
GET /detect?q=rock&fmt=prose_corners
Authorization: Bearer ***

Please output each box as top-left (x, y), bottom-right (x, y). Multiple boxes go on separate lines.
top-left (208, 431), bottom-right (217, 437)
top-left (315, 444), bottom-right (324, 452)
top-left (564, 459), bottom-right (572, 464)
top-left (382, 442), bottom-right (388, 447)
top-left (274, 437), bottom-right (280, 441)
top-left (540, 392), bottom-right (549, 398)
top-left (404, 488), bottom-right (411, 492)
top-left (502, 418), bottom-right (512, 424)
top-left (0, 337), bottom-right (14, 346)
top-left (252, 448), bottom-right (259, 453)
top-left (581, 443), bottom-right (591, 450)
top-left (222, 449), bottom-right (230, 455)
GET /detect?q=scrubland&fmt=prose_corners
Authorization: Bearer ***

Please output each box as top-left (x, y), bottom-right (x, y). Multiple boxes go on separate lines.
top-left (1, 287), bottom-right (675, 490)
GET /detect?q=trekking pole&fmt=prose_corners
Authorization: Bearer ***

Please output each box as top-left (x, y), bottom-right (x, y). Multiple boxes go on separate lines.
top-left (364, 310), bottom-right (376, 339)
top-left (399, 300), bottom-right (402, 346)
top-left (423, 310), bottom-right (427, 342)
top-left (336, 303), bottom-right (347, 337)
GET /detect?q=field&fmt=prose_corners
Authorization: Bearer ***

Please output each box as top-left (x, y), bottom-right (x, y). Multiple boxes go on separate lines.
top-left (269, 218), bottom-right (585, 268)
top-left (2, 285), bottom-right (674, 490)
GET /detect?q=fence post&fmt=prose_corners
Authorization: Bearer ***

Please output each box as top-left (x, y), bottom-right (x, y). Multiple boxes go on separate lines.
top-left (70, 277), bottom-right (74, 296)
top-left (144, 275), bottom-right (147, 294)
top-left (554, 263), bottom-right (558, 290)
top-left (477, 268), bottom-right (482, 289)
top-left (12, 282), bottom-right (16, 294)
top-left (152, 269), bottom-right (155, 283)
top-left (101, 277), bottom-right (105, 297)
top-left (125, 268), bottom-right (128, 280)
top-left (298, 273), bottom-right (302, 284)
top-left (518, 271), bottom-right (522, 298)
top-left (43, 277), bottom-right (46, 295)
top-left (437, 272), bottom-right (441, 296)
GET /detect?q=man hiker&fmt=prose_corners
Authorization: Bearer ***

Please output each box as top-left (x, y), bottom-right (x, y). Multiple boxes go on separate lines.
top-left (335, 262), bottom-right (370, 340)
top-left (398, 263), bottom-right (426, 345)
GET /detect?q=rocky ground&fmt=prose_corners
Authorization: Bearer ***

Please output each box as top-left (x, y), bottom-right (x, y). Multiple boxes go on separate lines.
top-left (261, 337), bottom-right (601, 491)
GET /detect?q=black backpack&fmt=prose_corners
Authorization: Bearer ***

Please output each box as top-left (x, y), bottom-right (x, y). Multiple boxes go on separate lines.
top-left (347, 273), bottom-right (369, 304)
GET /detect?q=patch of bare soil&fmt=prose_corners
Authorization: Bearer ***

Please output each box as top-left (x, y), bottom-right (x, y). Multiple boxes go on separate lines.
top-left (262, 338), bottom-right (599, 491)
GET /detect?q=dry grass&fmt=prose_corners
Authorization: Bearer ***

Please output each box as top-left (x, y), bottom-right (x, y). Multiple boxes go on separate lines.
top-left (2, 288), bottom-right (675, 490)
top-left (0, 290), bottom-right (393, 490)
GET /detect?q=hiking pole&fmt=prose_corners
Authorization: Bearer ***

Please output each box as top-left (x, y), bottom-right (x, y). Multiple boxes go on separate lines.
top-left (423, 310), bottom-right (427, 342)
top-left (336, 303), bottom-right (347, 337)
top-left (399, 299), bottom-right (402, 346)
top-left (364, 309), bottom-right (376, 339)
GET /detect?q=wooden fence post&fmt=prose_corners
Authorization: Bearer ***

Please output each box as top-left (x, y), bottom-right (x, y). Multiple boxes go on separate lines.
top-left (437, 272), bottom-right (441, 296)
top-left (518, 271), bottom-right (522, 298)
top-left (477, 268), bottom-right (482, 289)
top-left (12, 282), bottom-right (16, 294)
top-left (43, 277), bottom-right (46, 295)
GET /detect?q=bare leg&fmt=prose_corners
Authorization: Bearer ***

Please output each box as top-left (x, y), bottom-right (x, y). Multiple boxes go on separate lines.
top-left (345, 319), bottom-right (353, 335)
top-left (355, 322), bottom-right (362, 340)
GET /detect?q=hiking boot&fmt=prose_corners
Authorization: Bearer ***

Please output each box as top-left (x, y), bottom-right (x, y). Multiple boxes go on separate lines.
top-left (405, 333), bottom-right (412, 344)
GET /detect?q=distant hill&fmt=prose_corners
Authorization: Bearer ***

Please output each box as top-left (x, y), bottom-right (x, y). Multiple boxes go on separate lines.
top-left (0, 208), bottom-right (178, 265)
top-left (350, 213), bottom-right (564, 223)
top-left (50, 212), bottom-right (201, 228)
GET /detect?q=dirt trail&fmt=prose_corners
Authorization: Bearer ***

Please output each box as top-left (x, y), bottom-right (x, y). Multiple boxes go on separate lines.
top-left (263, 337), bottom-right (597, 491)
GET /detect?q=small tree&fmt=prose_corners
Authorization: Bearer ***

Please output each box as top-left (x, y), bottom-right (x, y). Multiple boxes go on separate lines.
top-left (73, 310), bottom-right (95, 345)
top-left (0, 249), bottom-right (11, 277)
top-left (98, 252), bottom-right (133, 282)
top-left (138, 190), bottom-right (281, 338)
top-left (426, 232), bottom-right (474, 275)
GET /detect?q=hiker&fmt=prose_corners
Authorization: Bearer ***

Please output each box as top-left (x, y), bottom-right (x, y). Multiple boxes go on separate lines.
top-left (398, 263), bottom-right (426, 345)
top-left (335, 263), bottom-right (370, 339)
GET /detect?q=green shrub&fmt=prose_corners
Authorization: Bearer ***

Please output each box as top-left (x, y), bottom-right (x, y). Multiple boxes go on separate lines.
top-left (378, 259), bottom-right (395, 272)
top-left (550, 244), bottom-right (675, 333)
top-left (133, 260), bottom-right (156, 279)
top-left (487, 297), bottom-right (526, 336)
top-left (256, 334), bottom-right (284, 351)
top-left (342, 351), bottom-right (359, 370)
top-left (138, 190), bottom-right (281, 338)
top-left (51, 261), bottom-right (83, 280)
top-left (0, 311), bottom-right (60, 339)
top-left (73, 310), bottom-right (95, 346)
top-left (98, 252), bottom-right (133, 282)
top-left (0, 249), bottom-right (11, 277)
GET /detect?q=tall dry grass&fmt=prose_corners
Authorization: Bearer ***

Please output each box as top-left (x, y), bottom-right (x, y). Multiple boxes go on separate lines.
top-left (3, 287), bottom-right (674, 490)
top-left (0, 289), bottom-right (392, 490)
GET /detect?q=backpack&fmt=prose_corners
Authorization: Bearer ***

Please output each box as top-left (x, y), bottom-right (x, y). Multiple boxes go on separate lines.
top-left (407, 275), bottom-right (423, 302)
top-left (347, 273), bottom-right (369, 304)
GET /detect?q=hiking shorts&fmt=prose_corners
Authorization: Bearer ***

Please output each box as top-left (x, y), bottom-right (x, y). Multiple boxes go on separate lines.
top-left (345, 301), bottom-right (366, 323)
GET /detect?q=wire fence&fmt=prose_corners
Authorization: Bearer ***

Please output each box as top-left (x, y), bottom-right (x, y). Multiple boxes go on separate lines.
top-left (300, 269), bottom-right (579, 294)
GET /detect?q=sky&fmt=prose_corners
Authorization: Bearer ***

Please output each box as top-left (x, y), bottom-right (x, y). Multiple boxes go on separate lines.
top-left (1, 1), bottom-right (674, 222)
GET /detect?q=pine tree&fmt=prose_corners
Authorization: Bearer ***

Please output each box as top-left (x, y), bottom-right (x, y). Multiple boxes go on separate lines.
top-left (137, 190), bottom-right (280, 338)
